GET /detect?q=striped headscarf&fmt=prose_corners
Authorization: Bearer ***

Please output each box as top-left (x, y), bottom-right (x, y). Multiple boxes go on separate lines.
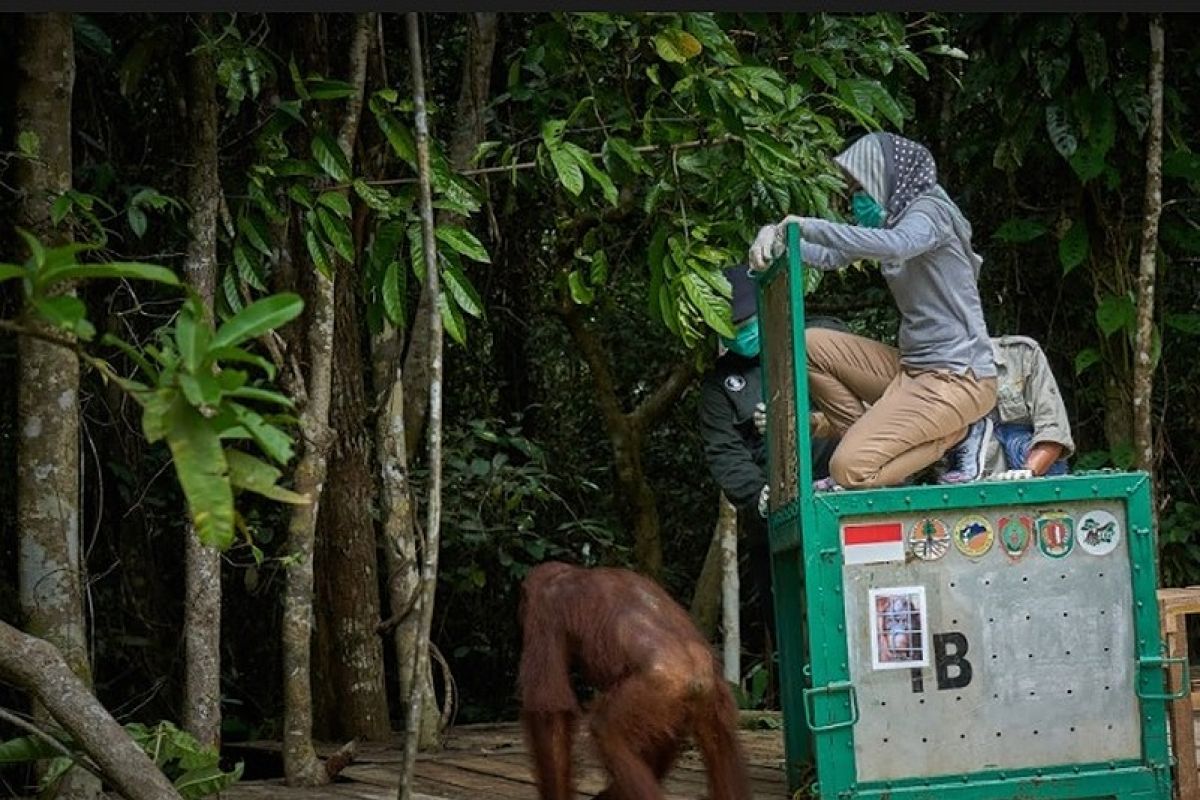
top-left (833, 132), bottom-right (938, 226)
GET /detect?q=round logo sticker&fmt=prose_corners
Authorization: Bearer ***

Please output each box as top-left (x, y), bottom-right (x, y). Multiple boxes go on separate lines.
top-left (953, 514), bottom-right (994, 559)
top-left (1076, 510), bottom-right (1121, 556)
top-left (909, 518), bottom-right (950, 561)
top-left (1037, 512), bottom-right (1075, 559)
top-left (724, 375), bottom-right (746, 392)
top-left (997, 515), bottom-right (1034, 561)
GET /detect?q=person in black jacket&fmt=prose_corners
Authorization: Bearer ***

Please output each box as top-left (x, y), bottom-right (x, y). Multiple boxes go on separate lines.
top-left (699, 264), bottom-right (846, 682)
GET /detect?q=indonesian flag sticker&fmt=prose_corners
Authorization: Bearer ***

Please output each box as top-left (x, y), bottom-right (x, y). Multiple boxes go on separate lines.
top-left (841, 521), bottom-right (906, 565)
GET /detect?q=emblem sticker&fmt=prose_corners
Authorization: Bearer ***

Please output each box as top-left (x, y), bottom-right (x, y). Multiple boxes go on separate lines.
top-left (724, 375), bottom-right (746, 392)
top-left (1077, 510), bottom-right (1121, 556)
top-left (952, 514), bottom-right (994, 559)
top-left (997, 515), bottom-right (1034, 560)
top-left (1037, 512), bottom-right (1075, 559)
top-left (909, 518), bottom-right (950, 561)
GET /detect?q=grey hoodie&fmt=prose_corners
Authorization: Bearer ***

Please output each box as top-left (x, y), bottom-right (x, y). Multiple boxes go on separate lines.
top-left (797, 134), bottom-right (996, 379)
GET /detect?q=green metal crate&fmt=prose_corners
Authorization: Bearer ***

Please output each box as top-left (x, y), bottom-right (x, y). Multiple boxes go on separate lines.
top-left (756, 224), bottom-right (1179, 800)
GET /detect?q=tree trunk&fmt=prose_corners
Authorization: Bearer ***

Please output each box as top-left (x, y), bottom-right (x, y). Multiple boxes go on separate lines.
top-left (281, 12), bottom-right (373, 787)
top-left (14, 14), bottom-right (101, 800)
top-left (718, 495), bottom-right (741, 685)
top-left (690, 514), bottom-right (724, 639)
top-left (180, 11), bottom-right (223, 751)
top-left (557, 302), bottom-right (697, 578)
top-left (311, 11), bottom-right (390, 743)
top-left (1132, 15), bottom-right (1164, 486)
top-left (0, 621), bottom-right (183, 800)
top-left (398, 14), bottom-right (446, 800)
top-left (402, 12), bottom-right (498, 458)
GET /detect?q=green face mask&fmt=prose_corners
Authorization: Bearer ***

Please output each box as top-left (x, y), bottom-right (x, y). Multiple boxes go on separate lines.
top-left (722, 318), bottom-right (760, 358)
top-left (852, 191), bottom-right (885, 228)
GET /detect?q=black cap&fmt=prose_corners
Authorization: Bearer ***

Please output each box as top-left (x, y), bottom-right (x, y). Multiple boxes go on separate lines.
top-left (724, 264), bottom-right (757, 325)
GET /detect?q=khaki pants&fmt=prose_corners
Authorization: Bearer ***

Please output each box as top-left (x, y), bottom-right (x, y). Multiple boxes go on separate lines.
top-left (806, 328), bottom-right (997, 488)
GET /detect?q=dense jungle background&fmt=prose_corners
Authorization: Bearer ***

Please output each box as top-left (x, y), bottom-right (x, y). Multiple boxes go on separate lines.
top-left (0, 11), bottom-right (1198, 796)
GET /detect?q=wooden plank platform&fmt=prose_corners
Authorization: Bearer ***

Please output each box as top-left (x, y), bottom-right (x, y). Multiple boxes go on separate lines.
top-left (222, 721), bottom-right (791, 799)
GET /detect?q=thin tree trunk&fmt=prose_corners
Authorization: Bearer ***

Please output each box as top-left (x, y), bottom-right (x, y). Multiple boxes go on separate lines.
top-left (181, 11), bottom-right (223, 750)
top-left (401, 12), bottom-right (498, 458)
top-left (398, 14), bottom-right (445, 800)
top-left (281, 12), bottom-right (373, 787)
top-left (718, 495), bottom-right (741, 685)
top-left (0, 621), bottom-right (183, 800)
top-left (1133, 15), bottom-right (1164, 488)
top-left (690, 516), bottom-right (724, 639)
top-left (311, 11), bottom-right (390, 743)
top-left (14, 14), bottom-right (100, 800)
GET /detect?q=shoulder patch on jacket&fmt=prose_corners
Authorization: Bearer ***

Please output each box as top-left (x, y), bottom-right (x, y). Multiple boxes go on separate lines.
top-left (724, 374), bottom-right (746, 392)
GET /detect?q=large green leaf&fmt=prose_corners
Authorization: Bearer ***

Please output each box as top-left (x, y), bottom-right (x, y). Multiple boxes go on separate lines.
top-left (211, 293), bottom-right (303, 350)
top-left (39, 261), bottom-right (181, 290)
top-left (317, 191), bottom-right (352, 219)
top-left (548, 146), bottom-right (584, 196)
top-left (0, 735), bottom-right (65, 764)
top-left (1058, 219), bottom-right (1089, 274)
top-left (226, 450), bottom-right (308, 505)
top-left (381, 260), bottom-right (405, 328)
top-left (443, 262), bottom-right (484, 318)
top-left (1095, 293), bottom-right (1135, 338)
top-left (564, 142), bottom-right (619, 207)
top-left (163, 397), bottom-right (233, 550)
top-left (0, 263), bottom-right (27, 282)
top-left (1045, 105), bottom-right (1078, 159)
top-left (375, 110), bottom-right (417, 168)
top-left (1165, 313), bottom-right (1200, 336)
top-left (681, 271), bottom-right (735, 338)
top-left (32, 295), bottom-right (94, 340)
top-left (1074, 347), bottom-right (1101, 376)
top-left (228, 402), bottom-right (295, 465)
top-left (993, 218), bottom-right (1048, 243)
top-left (654, 28), bottom-right (702, 63)
top-left (438, 291), bottom-right (467, 346)
top-left (317, 207), bottom-right (355, 262)
top-left (174, 762), bottom-right (244, 800)
top-left (1163, 151), bottom-right (1200, 183)
top-left (226, 386), bottom-right (295, 408)
top-left (311, 131), bottom-right (352, 183)
top-left (305, 226), bottom-right (332, 278)
top-left (174, 301), bottom-right (210, 373)
top-left (209, 346), bottom-right (276, 380)
top-left (435, 225), bottom-right (491, 264)
top-left (567, 270), bottom-right (594, 305)
top-left (238, 214), bottom-right (273, 257)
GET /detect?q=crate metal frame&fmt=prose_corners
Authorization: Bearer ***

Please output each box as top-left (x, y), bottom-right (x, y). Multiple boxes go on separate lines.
top-left (756, 224), bottom-right (1178, 800)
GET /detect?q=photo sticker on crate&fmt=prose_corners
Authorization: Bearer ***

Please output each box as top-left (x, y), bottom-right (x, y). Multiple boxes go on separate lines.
top-left (997, 514), bottom-right (1034, 561)
top-left (842, 521), bottom-right (906, 565)
top-left (1076, 509), bottom-right (1121, 556)
top-left (869, 586), bottom-right (929, 670)
top-left (1037, 511), bottom-right (1075, 559)
top-left (909, 517), bottom-right (950, 561)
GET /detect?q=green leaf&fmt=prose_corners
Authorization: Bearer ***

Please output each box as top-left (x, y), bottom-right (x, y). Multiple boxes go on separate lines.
top-left (211, 293), bottom-right (304, 350)
top-left (1096, 293), bottom-right (1135, 338)
top-left (226, 386), bottom-right (294, 408)
top-left (32, 295), bottom-right (91, 338)
top-left (306, 78), bottom-right (357, 99)
top-left (443, 262), bottom-right (484, 319)
top-left (305, 226), bottom-right (332, 278)
top-left (179, 372), bottom-right (222, 409)
top-left (925, 43), bottom-right (969, 60)
top-left (0, 735), bottom-right (65, 764)
top-left (128, 205), bottom-right (148, 238)
top-left (438, 291), bottom-right (467, 346)
top-left (1165, 313), bottom-right (1200, 336)
top-left (209, 346), bottom-right (276, 380)
top-left (1058, 220), bottom-right (1089, 274)
top-left (101, 332), bottom-right (160, 381)
top-left (1163, 151), bottom-right (1200, 183)
top-left (549, 147), bottom-right (584, 197)
top-left (1077, 26), bottom-right (1108, 90)
top-left (863, 81), bottom-right (906, 129)
top-left (353, 179), bottom-right (393, 213)
top-left (174, 301), bottom-right (210, 373)
top-left (1045, 105), bottom-right (1078, 159)
top-left (381, 261), bottom-right (405, 328)
top-left (682, 271), bottom-right (735, 338)
top-left (174, 761), bottom-right (244, 800)
top-left (17, 130), bottom-right (40, 158)
top-left (317, 207), bottom-right (355, 262)
top-left (39, 261), bottom-right (181, 290)
top-left (288, 184), bottom-right (315, 209)
top-left (0, 263), bottom-right (26, 283)
top-left (226, 450), bottom-right (308, 506)
top-left (1074, 347), bottom-right (1101, 376)
top-left (228, 402), bottom-right (295, 465)
top-left (238, 214), bottom-right (273, 257)
top-left (993, 218), bottom-right (1048, 244)
top-left (797, 53), bottom-right (838, 88)
top-left (567, 270), bottom-right (594, 305)
top-left (375, 111), bottom-right (417, 168)
top-left (311, 131), bottom-right (352, 183)
top-left (317, 191), bottom-right (352, 219)
top-left (163, 396), bottom-right (233, 549)
top-left (435, 225), bottom-right (491, 264)
top-left (654, 28), bottom-right (702, 63)
top-left (564, 142), bottom-right (618, 206)
top-left (603, 137), bottom-right (650, 176)
top-left (234, 245), bottom-right (267, 292)
top-left (17, 228), bottom-right (46, 269)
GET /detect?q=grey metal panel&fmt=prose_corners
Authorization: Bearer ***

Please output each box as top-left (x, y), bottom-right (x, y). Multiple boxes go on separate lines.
top-left (842, 500), bottom-right (1141, 783)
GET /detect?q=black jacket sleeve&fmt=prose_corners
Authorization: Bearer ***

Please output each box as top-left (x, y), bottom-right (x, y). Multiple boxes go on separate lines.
top-left (699, 377), bottom-right (766, 510)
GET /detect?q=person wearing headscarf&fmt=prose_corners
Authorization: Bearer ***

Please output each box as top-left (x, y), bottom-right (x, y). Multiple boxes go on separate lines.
top-left (747, 132), bottom-right (997, 491)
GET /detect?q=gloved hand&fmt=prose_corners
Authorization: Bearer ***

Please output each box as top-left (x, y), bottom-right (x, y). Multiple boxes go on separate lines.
top-left (748, 215), bottom-right (807, 272)
top-left (753, 402), bottom-right (767, 435)
top-left (757, 484), bottom-right (770, 518)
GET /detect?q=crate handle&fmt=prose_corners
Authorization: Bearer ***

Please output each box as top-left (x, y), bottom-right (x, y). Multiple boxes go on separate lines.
top-left (802, 681), bottom-right (859, 733)
top-left (1136, 655), bottom-right (1190, 701)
